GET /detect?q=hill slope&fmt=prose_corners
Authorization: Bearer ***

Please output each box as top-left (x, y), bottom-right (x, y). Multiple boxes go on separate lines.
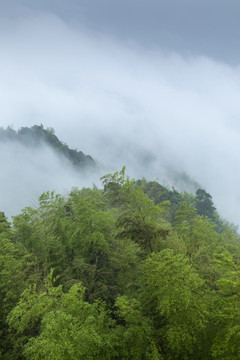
top-left (0, 124), bottom-right (95, 169)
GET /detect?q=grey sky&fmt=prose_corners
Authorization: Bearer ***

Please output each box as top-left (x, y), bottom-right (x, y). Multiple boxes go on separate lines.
top-left (1, 1), bottom-right (240, 225)
top-left (2, 0), bottom-right (240, 64)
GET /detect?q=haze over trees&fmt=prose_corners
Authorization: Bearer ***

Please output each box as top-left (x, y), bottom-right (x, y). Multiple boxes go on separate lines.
top-left (0, 161), bottom-right (239, 359)
top-left (2, 1), bottom-right (240, 358)
top-left (0, 124), bottom-right (95, 169)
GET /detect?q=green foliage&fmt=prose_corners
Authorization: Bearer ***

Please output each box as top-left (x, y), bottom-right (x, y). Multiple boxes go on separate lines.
top-left (103, 168), bottom-right (171, 253)
top-left (195, 189), bottom-right (216, 221)
top-left (110, 237), bottom-right (142, 295)
top-left (173, 203), bottom-right (221, 281)
top-left (115, 295), bottom-right (157, 359)
top-left (141, 249), bottom-right (209, 359)
top-left (8, 270), bottom-right (62, 336)
top-left (210, 252), bottom-right (240, 359)
top-left (0, 169), bottom-right (239, 359)
top-left (13, 192), bottom-right (67, 280)
top-left (0, 214), bottom-right (31, 358)
top-left (8, 275), bottom-right (117, 360)
top-left (136, 179), bottom-right (183, 223)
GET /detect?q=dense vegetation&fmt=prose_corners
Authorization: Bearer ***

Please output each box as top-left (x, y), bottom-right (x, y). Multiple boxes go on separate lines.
top-left (0, 125), bottom-right (95, 168)
top-left (0, 167), bottom-right (240, 359)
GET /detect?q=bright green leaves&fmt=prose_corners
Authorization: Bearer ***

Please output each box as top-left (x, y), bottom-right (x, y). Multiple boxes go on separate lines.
top-left (25, 288), bottom-right (116, 360)
top-left (141, 249), bottom-right (209, 358)
top-left (8, 271), bottom-right (62, 336)
top-left (210, 252), bottom-right (240, 359)
top-left (115, 295), bottom-right (156, 360)
top-left (65, 188), bottom-right (115, 259)
top-left (12, 188), bottom-right (116, 302)
top-left (174, 201), bottom-right (197, 232)
top-left (8, 277), bottom-right (117, 360)
top-left (13, 191), bottom-right (67, 279)
top-left (61, 188), bottom-right (116, 301)
top-left (173, 202), bottom-right (220, 280)
top-left (1, 169), bottom-right (240, 359)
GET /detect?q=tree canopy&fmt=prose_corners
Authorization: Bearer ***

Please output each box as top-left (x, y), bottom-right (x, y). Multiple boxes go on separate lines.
top-left (0, 168), bottom-right (239, 359)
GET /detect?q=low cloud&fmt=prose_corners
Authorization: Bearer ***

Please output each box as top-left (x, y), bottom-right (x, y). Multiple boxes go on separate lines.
top-left (0, 140), bottom-right (102, 217)
top-left (1, 13), bottom-right (240, 224)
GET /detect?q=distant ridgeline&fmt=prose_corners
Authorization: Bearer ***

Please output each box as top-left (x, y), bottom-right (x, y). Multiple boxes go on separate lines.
top-left (0, 124), bottom-right (95, 169)
top-left (135, 178), bottom-right (237, 233)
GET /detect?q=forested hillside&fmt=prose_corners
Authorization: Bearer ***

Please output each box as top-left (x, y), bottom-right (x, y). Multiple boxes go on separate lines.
top-left (0, 125), bottom-right (95, 169)
top-left (0, 167), bottom-right (239, 359)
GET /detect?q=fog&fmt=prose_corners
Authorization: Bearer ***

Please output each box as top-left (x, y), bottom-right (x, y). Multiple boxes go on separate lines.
top-left (1, 11), bottom-right (240, 225)
top-left (0, 140), bottom-right (100, 216)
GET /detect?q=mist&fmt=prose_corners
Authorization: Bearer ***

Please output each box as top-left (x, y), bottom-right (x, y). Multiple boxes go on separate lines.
top-left (1, 11), bottom-right (240, 225)
top-left (0, 139), bottom-right (102, 217)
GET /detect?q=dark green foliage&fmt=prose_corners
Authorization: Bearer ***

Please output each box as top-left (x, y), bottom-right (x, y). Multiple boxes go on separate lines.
top-left (0, 125), bottom-right (95, 169)
top-left (102, 168), bottom-right (170, 253)
top-left (137, 179), bottom-right (231, 236)
top-left (136, 179), bottom-right (183, 224)
top-left (0, 213), bottom-right (31, 359)
top-left (195, 189), bottom-right (216, 220)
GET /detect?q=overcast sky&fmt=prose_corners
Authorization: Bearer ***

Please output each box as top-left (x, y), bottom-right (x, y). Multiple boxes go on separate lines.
top-left (1, 1), bottom-right (240, 225)
top-left (2, 0), bottom-right (240, 63)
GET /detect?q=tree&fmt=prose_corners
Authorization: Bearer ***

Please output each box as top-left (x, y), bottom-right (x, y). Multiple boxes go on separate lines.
top-left (115, 295), bottom-right (162, 359)
top-left (102, 167), bottom-right (171, 253)
top-left (13, 191), bottom-right (67, 280)
top-left (0, 216), bottom-right (30, 359)
top-left (8, 273), bottom-right (117, 360)
top-left (140, 249), bottom-right (210, 359)
top-left (195, 189), bottom-right (216, 221)
top-left (173, 202), bottom-right (221, 280)
top-left (211, 252), bottom-right (240, 359)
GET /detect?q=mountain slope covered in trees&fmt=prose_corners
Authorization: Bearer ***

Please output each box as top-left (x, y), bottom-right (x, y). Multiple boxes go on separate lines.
top-left (0, 124), bottom-right (95, 169)
top-left (0, 167), bottom-right (239, 359)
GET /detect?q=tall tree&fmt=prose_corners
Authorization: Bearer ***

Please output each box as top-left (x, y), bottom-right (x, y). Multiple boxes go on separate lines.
top-left (195, 189), bottom-right (216, 221)
top-left (140, 249), bottom-right (210, 359)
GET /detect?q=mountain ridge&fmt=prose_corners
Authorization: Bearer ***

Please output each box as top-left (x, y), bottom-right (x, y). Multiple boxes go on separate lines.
top-left (0, 124), bottom-right (95, 169)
